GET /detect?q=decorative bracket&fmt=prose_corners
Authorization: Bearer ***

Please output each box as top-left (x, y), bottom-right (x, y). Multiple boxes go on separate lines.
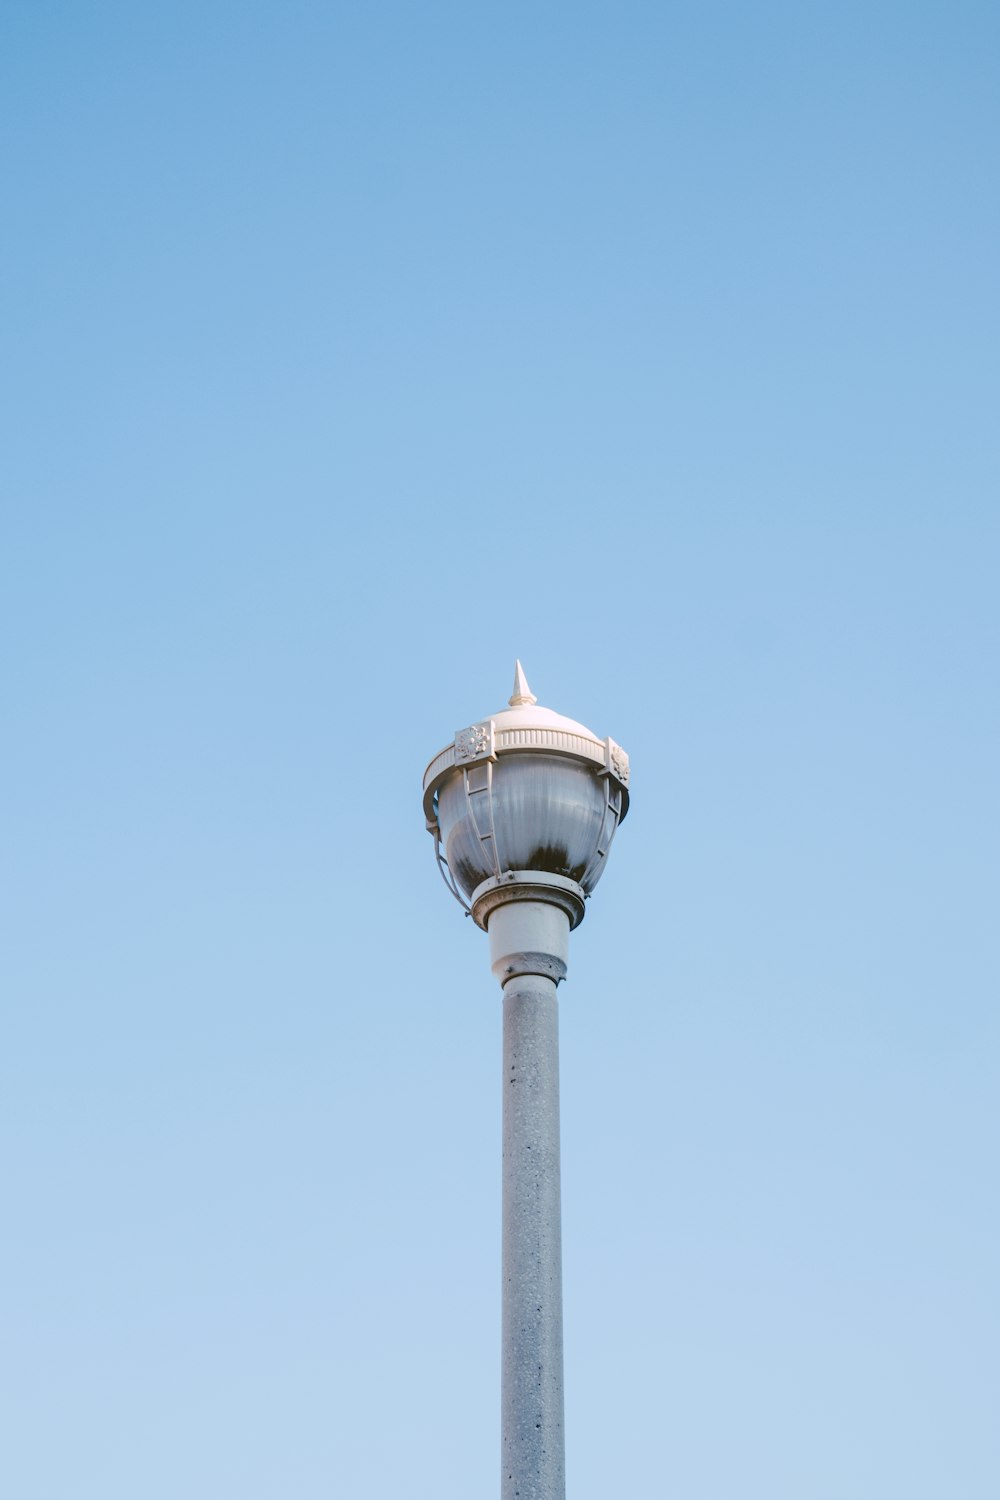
top-left (601, 736), bottom-right (630, 789)
top-left (454, 718), bottom-right (497, 766)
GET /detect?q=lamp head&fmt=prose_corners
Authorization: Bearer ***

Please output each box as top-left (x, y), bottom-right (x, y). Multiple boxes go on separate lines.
top-left (423, 662), bottom-right (630, 930)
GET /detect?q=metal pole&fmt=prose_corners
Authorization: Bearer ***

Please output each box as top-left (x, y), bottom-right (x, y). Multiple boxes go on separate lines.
top-left (485, 891), bottom-right (570, 1500)
top-left (501, 973), bottom-right (565, 1500)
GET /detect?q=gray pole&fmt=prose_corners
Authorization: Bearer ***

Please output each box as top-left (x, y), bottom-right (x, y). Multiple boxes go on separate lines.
top-left (485, 894), bottom-right (571, 1500)
top-left (501, 974), bottom-right (565, 1500)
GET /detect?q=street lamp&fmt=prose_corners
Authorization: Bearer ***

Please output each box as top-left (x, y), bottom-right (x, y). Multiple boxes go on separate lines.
top-left (422, 662), bottom-right (631, 1500)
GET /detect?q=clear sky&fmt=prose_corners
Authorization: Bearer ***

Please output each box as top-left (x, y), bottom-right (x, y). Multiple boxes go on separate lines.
top-left (2, 4), bottom-right (998, 1497)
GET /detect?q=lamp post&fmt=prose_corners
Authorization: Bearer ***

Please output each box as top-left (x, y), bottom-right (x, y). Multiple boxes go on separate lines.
top-left (423, 663), bottom-right (630, 1500)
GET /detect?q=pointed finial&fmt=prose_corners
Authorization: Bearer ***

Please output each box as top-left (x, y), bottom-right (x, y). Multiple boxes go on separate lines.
top-left (509, 659), bottom-right (538, 707)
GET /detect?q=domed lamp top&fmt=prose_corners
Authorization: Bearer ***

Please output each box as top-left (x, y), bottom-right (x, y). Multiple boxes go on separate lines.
top-left (488, 659), bottom-right (602, 739)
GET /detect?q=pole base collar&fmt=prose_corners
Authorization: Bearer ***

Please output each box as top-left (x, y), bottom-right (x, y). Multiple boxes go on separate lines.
top-left (469, 871), bottom-right (587, 933)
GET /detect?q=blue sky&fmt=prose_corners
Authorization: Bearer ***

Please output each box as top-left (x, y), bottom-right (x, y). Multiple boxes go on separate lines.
top-left (2, 4), bottom-right (998, 1497)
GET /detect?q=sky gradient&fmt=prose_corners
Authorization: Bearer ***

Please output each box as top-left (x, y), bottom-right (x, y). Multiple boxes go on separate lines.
top-left (2, 4), bottom-right (998, 1497)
